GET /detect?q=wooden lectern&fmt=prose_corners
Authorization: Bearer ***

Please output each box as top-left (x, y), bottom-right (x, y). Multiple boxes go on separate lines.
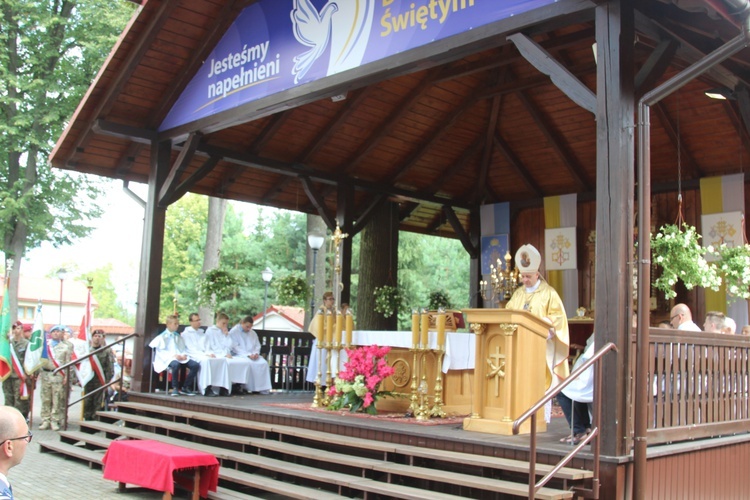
top-left (462, 308), bottom-right (550, 435)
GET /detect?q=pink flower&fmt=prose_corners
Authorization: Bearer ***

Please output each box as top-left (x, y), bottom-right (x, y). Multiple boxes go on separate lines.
top-left (362, 391), bottom-right (374, 408)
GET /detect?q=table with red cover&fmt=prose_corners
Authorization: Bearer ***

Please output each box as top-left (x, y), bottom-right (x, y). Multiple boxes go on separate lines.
top-left (102, 439), bottom-right (219, 499)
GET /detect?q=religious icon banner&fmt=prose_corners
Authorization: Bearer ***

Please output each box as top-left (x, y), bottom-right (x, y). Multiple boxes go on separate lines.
top-left (701, 211), bottom-right (744, 262)
top-left (544, 227), bottom-right (577, 271)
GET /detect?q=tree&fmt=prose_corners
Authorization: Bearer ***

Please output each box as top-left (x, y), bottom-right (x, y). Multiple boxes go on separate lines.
top-left (83, 264), bottom-right (132, 324)
top-left (0, 0), bottom-right (134, 321)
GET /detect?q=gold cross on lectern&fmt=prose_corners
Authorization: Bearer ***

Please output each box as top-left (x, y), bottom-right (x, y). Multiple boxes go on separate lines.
top-left (486, 346), bottom-right (506, 398)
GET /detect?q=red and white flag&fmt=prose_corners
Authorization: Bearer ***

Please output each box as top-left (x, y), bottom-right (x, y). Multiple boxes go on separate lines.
top-left (71, 287), bottom-right (94, 386)
top-left (9, 345), bottom-right (28, 399)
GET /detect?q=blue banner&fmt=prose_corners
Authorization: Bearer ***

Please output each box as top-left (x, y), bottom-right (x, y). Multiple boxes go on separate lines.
top-left (160, 0), bottom-right (557, 131)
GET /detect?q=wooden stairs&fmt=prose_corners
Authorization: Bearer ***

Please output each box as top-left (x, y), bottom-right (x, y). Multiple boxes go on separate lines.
top-left (39, 401), bottom-right (594, 499)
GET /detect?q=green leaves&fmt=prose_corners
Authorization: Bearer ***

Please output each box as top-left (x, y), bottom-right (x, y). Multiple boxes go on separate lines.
top-left (274, 275), bottom-right (309, 306)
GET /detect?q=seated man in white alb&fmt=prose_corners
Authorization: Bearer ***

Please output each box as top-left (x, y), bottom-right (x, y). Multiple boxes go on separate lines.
top-left (204, 313), bottom-right (252, 396)
top-left (230, 315), bottom-right (272, 394)
top-left (182, 312), bottom-right (230, 397)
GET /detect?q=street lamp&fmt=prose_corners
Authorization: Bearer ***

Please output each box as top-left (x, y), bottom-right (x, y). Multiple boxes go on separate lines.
top-left (307, 234), bottom-right (325, 319)
top-left (261, 267), bottom-right (273, 329)
top-left (56, 268), bottom-right (68, 324)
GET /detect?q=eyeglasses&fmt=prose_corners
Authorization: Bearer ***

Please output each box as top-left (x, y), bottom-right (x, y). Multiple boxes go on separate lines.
top-left (2, 432), bottom-right (32, 445)
top-left (670, 314), bottom-right (681, 323)
top-left (324, 297), bottom-right (335, 301)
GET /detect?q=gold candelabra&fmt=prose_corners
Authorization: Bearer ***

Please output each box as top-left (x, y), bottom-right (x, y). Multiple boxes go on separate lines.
top-left (480, 251), bottom-right (520, 303)
top-left (409, 308), bottom-right (447, 420)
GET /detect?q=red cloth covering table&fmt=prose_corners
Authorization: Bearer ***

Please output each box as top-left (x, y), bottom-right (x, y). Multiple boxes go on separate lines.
top-left (103, 439), bottom-right (219, 499)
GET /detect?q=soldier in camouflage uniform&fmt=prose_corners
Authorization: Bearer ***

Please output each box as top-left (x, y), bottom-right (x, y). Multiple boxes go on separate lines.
top-left (39, 325), bottom-right (73, 431)
top-left (82, 330), bottom-right (115, 421)
top-left (3, 322), bottom-right (30, 419)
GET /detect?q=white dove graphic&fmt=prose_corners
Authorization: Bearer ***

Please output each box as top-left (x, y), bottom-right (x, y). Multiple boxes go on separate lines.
top-left (291, 0), bottom-right (339, 84)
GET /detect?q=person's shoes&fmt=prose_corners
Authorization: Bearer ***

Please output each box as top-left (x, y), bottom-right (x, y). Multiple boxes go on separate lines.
top-left (562, 431), bottom-right (588, 445)
top-left (50, 422), bottom-right (60, 431)
top-left (179, 388), bottom-right (197, 396)
top-left (259, 390), bottom-right (271, 395)
top-left (170, 389), bottom-right (180, 397)
top-left (39, 421), bottom-right (50, 430)
top-left (219, 388), bottom-right (231, 397)
top-left (204, 389), bottom-right (217, 397)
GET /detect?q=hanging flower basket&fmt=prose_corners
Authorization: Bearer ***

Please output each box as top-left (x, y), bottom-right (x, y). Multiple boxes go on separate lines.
top-left (373, 285), bottom-right (402, 318)
top-left (716, 243), bottom-right (750, 300)
top-left (197, 269), bottom-right (244, 308)
top-left (650, 223), bottom-right (721, 299)
top-left (428, 290), bottom-right (453, 310)
top-left (274, 275), bottom-right (309, 305)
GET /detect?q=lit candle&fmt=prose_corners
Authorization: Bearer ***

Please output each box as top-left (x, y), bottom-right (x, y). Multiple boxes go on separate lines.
top-left (437, 309), bottom-right (447, 349)
top-left (315, 310), bottom-right (324, 344)
top-left (334, 311), bottom-right (343, 346)
top-left (411, 310), bottom-right (419, 348)
top-left (325, 310), bottom-right (333, 345)
top-left (420, 309), bottom-right (429, 348)
top-left (345, 312), bottom-right (353, 346)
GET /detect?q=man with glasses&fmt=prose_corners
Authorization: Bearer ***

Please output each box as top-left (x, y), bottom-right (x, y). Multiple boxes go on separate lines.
top-left (668, 303), bottom-right (701, 331)
top-left (0, 406), bottom-right (31, 498)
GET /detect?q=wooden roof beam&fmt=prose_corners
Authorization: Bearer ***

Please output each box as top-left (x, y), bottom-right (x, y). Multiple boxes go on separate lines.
top-left (422, 137), bottom-right (484, 195)
top-left (635, 39), bottom-right (679, 97)
top-left (493, 133), bottom-right (543, 198)
top-left (301, 176), bottom-right (336, 230)
top-left (474, 96), bottom-right (501, 203)
top-left (508, 32), bottom-right (596, 114)
top-left (443, 205), bottom-right (478, 258)
top-left (262, 88), bottom-right (372, 203)
top-left (158, 131), bottom-right (202, 206)
top-left (516, 91), bottom-right (591, 191)
top-left (352, 194), bottom-right (387, 237)
top-left (390, 93), bottom-right (479, 184)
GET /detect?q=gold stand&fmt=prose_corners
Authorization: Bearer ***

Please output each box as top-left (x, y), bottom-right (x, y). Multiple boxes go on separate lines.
top-left (430, 349), bottom-right (446, 418)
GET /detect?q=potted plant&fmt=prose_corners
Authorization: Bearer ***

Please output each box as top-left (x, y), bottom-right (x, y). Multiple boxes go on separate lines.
top-left (327, 345), bottom-right (395, 414)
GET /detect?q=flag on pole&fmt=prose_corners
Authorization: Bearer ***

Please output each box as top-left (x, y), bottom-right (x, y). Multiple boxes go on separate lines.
top-left (70, 286), bottom-right (94, 387)
top-left (9, 342), bottom-right (28, 399)
top-left (0, 274), bottom-right (14, 381)
top-left (24, 304), bottom-right (45, 374)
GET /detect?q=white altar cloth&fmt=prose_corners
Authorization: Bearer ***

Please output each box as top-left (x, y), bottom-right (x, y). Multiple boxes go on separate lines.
top-left (305, 330), bottom-right (475, 383)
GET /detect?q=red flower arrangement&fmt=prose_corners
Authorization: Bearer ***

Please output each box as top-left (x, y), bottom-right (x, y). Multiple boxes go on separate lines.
top-left (327, 345), bottom-right (395, 414)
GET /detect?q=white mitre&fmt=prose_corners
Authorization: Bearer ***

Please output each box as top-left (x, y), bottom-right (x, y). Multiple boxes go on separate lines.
top-left (515, 244), bottom-right (541, 273)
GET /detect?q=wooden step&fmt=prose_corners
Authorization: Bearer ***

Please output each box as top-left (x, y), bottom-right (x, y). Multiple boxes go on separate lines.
top-left (38, 439), bottom-right (106, 468)
top-left (113, 401), bottom-right (592, 481)
top-left (218, 466), bottom-right (347, 500)
top-left (206, 485), bottom-right (265, 500)
top-left (58, 429), bottom-right (113, 449)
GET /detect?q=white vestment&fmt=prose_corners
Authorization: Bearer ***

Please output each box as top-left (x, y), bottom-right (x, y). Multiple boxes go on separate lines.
top-left (205, 325), bottom-right (252, 385)
top-left (182, 326), bottom-right (230, 393)
top-left (229, 324), bottom-right (272, 392)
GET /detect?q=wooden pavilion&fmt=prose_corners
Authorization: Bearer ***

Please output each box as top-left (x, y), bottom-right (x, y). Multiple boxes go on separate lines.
top-left (50, 0), bottom-right (750, 497)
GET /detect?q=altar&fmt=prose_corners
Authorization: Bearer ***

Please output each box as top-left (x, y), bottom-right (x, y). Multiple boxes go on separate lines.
top-left (306, 330), bottom-right (475, 414)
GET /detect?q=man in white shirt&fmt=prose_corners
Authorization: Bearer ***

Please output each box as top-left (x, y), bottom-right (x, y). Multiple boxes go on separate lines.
top-left (669, 303), bottom-right (701, 331)
top-left (182, 313), bottom-right (230, 397)
top-left (230, 316), bottom-right (272, 394)
top-left (204, 313), bottom-right (252, 396)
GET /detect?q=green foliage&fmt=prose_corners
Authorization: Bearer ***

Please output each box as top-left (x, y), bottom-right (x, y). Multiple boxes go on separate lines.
top-left (197, 269), bottom-right (246, 309)
top-left (1, 1), bottom-right (134, 260)
top-left (274, 274), bottom-right (309, 306)
top-left (651, 223), bottom-right (721, 299)
top-left (373, 285), bottom-right (402, 318)
top-left (428, 290), bottom-right (453, 310)
top-left (715, 244), bottom-right (750, 300)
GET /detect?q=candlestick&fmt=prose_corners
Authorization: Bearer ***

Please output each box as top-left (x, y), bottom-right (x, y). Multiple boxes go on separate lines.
top-left (334, 311), bottom-right (343, 346)
top-left (411, 310), bottom-right (419, 348)
top-left (345, 311), bottom-right (353, 346)
top-left (315, 310), bottom-right (324, 344)
top-left (437, 308), bottom-right (446, 349)
top-left (420, 309), bottom-right (429, 348)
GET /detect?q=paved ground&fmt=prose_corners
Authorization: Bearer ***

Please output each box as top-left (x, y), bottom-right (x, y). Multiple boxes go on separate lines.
top-left (5, 386), bottom-right (172, 499)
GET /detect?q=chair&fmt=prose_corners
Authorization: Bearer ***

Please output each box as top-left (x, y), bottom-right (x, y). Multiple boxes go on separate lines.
top-left (286, 345), bottom-right (312, 391)
top-left (268, 344), bottom-right (292, 391)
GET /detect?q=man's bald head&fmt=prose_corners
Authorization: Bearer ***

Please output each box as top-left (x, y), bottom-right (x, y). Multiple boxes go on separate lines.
top-left (0, 406), bottom-right (30, 474)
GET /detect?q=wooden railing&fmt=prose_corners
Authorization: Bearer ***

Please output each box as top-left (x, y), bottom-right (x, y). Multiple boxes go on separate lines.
top-left (55, 332), bottom-right (139, 431)
top-left (513, 342), bottom-right (618, 500)
top-left (631, 329), bottom-right (750, 445)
